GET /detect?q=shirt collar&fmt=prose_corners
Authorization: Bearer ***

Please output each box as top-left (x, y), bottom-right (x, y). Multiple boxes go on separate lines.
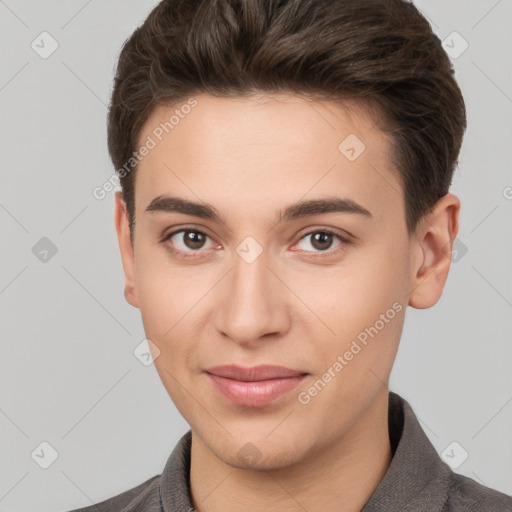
top-left (362, 391), bottom-right (450, 511)
top-left (159, 391), bottom-right (451, 512)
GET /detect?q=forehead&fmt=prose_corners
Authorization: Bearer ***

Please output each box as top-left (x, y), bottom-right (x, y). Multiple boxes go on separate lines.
top-left (134, 93), bottom-right (403, 229)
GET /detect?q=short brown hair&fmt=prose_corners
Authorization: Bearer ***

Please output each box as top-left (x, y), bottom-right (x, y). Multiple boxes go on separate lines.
top-left (107, 0), bottom-right (466, 240)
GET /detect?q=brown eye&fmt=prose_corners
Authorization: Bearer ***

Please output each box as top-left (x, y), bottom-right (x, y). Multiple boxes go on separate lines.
top-left (294, 229), bottom-right (348, 255)
top-left (181, 230), bottom-right (207, 250)
top-left (310, 232), bottom-right (335, 251)
top-left (162, 228), bottom-right (217, 258)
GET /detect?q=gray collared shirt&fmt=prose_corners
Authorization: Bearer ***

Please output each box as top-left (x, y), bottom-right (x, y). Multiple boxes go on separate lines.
top-left (66, 392), bottom-right (512, 511)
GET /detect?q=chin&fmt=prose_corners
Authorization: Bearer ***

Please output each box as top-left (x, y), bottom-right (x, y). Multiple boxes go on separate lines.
top-left (203, 429), bottom-right (311, 471)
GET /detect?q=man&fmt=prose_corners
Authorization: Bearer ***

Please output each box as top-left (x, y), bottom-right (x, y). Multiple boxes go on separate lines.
top-left (69, 0), bottom-right (512, 510)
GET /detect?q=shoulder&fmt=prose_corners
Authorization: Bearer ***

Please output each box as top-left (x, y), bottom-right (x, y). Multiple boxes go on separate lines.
top-left (445, 472), bottom-right (512, 512)
top-left (64, 474), bottom-right (162, 512)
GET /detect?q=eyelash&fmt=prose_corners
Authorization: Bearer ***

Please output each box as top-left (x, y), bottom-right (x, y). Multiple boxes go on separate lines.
top-left (160, 227), bottom-right (351, 260)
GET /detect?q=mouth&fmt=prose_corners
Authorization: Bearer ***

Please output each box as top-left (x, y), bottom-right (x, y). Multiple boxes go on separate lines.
top-left (204, 364), bottom-right (308, 407)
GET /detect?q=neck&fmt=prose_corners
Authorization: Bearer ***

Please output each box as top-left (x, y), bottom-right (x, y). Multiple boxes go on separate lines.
top-left (190, 388), bottom-right (392, 512)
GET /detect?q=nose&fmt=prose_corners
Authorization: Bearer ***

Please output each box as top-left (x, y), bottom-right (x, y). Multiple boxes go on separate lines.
top-left (213, 248), bottom-right (291, 346)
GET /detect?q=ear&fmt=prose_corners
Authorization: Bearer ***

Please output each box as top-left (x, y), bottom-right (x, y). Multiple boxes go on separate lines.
top-left (408, 193), bottom-right (461, 309)
top-left (114, 191), bottom-right (140, 309)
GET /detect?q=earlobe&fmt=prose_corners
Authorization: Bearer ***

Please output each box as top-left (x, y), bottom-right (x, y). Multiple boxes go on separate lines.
top-left (408, 193), bottom-right (460, 309)
top-left (114, 191), bottom-right (140, 309)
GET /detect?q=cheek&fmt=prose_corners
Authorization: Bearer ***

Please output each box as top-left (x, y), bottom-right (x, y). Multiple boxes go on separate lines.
top-left (292, 248), bottom-right (404, 319)
top-left (133, 251), bottom-right (208, 365)
top-left (287, 245), bottom-right (407, 365)
top-left (135, 271), bottom-right (172, 338)
top-left (134, 246), bottom-right (201, 331)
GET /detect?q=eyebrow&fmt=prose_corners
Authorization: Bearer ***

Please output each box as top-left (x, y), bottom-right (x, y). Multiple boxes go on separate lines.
top-left (145, 195), bottom-right (373, 224)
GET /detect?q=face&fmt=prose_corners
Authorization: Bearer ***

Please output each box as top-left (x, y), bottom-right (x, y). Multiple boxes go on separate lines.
top-left (114, 93), bottom-right (454, 470)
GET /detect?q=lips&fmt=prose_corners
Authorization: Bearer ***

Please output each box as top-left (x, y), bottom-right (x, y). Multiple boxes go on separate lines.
top-left (205, 364), bottom-right (306, 381)
top-left (204, 365), bottom-right (308, 407)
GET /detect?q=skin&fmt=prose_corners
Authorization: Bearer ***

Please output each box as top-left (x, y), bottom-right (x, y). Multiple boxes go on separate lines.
top-left (114, 93), bottom-right (460, 512)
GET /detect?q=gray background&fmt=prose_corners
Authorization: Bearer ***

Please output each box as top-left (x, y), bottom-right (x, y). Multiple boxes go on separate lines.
top-left (1, 1), bottom-right (511, 510)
